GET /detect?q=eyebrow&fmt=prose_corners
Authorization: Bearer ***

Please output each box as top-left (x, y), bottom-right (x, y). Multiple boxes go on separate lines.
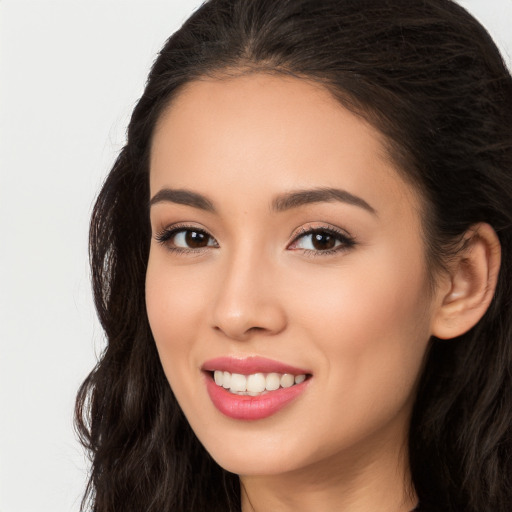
top-left (149, 188), bottom-right (216, 212)
top-left (271, 187), bottom-right (376, 215)
top-left (149, 186), bottom-right (376, 215)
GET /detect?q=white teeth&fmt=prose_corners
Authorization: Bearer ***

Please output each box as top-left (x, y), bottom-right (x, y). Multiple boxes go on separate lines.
top-left (230, 373), bottom-right (247, 392)
top-left (265, 373), bottom-right (281, 391)
top-left (212, 370), bottom-right (307, 394)
top-left (222, 371), bottom-right (231, 389)
top-left (280, 374), bottom-right (295, 388)
top-left (294, 374), bottom-right (306, 384)
top-left (246, 373), bottom-right (266, 393)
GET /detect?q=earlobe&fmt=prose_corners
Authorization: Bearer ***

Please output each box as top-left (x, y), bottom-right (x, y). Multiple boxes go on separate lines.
top-left (431, 223), bottom-right (501, 340)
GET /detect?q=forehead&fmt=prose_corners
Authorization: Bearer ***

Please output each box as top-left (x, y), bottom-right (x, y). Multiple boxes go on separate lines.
top-left (149, 73), bottom-right (420, 219)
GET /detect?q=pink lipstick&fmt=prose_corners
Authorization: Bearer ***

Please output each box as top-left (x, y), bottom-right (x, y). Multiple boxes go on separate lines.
top-left (202, 356), bottom-right (311, 421)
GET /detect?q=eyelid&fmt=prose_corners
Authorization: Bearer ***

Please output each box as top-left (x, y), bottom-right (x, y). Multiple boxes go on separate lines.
top-left (154, 223), bottom-right (218, 250)
top-left (290, 221), bottom-right (352, 238)
top-left (153, 221), bottom-right (356, 255)
top-left (288, 223), bottom-right (356, 254)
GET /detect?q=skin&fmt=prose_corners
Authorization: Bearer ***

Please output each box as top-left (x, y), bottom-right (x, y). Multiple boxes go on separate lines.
top-left (146, 73), bottom-right (458, 512)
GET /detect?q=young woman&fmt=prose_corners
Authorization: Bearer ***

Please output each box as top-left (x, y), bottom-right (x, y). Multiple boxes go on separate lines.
top-left (75, 0), bottom-right (512, 510)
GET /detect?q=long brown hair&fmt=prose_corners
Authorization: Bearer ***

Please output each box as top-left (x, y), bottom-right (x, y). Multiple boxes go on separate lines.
top-left (76, 1), bottom-right (512, 510)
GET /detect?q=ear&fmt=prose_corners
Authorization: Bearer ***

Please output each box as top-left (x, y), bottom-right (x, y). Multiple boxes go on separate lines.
top-left (431, 223), bottom-right (501, 340)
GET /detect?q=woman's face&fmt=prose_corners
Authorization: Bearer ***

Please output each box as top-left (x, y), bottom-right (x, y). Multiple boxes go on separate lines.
top-left (146, 73), bottom-right (441, 477)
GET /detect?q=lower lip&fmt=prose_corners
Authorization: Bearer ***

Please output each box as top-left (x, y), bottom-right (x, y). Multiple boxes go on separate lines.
top-left (204, 374), bottom-right (310, 420)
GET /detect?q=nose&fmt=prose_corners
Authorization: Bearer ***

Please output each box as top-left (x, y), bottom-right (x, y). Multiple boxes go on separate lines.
top-left (210, 248), bottom-right (287, 341)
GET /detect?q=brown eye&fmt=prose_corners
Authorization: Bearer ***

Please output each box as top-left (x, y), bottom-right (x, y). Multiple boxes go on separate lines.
top-left (184, 230), bottom-right (210, 248)
top-left (310, 232), bottom-right (336, 250)
top-left (155, 227), bottom-right (217, 250)
top-left (289, 227), bottom-right (356, 254)
top-left (292, 229), bottom-right (341, 251)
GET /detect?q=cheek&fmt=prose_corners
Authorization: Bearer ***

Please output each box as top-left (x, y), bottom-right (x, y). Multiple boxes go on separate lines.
top-left (293, 245), bottom-right (432, 404)
top-left (146, 249), bottom-right (211, 340)
top-left (145, 251), bottom-right (211, 388)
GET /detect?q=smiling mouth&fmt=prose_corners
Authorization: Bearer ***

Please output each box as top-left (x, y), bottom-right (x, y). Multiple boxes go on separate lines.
top-left (202, 356), bottom-right (312, 419)
top-left (210, 370), bottom-right (309, 396)
top-left (203, 359), bottom-right (312, 419)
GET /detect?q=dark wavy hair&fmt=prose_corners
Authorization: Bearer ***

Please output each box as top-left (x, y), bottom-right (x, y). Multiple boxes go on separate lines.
top-left (75, 1), bottom-right (512, 510)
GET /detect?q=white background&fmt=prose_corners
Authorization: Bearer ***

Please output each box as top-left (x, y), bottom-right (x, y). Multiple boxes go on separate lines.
top-left (0, 1), bottom-right (510, 511)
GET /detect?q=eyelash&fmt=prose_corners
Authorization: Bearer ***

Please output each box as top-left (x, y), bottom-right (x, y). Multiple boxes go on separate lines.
top-left (154, 224), bottom-right (217, 255)
top-left (289, 225), bottom-right (356, 257)
top-left (154, 223), bottom-right (356, 256)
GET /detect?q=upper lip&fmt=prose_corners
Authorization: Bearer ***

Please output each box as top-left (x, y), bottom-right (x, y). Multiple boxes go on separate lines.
top-left (202, 356), bottom-right (311, 375)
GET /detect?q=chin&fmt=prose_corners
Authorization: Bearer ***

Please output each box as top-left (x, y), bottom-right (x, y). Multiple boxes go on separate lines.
top-left (191, 421), bottom-right (321, 477)
top-left (208, 445), bottom-right (301, 476)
